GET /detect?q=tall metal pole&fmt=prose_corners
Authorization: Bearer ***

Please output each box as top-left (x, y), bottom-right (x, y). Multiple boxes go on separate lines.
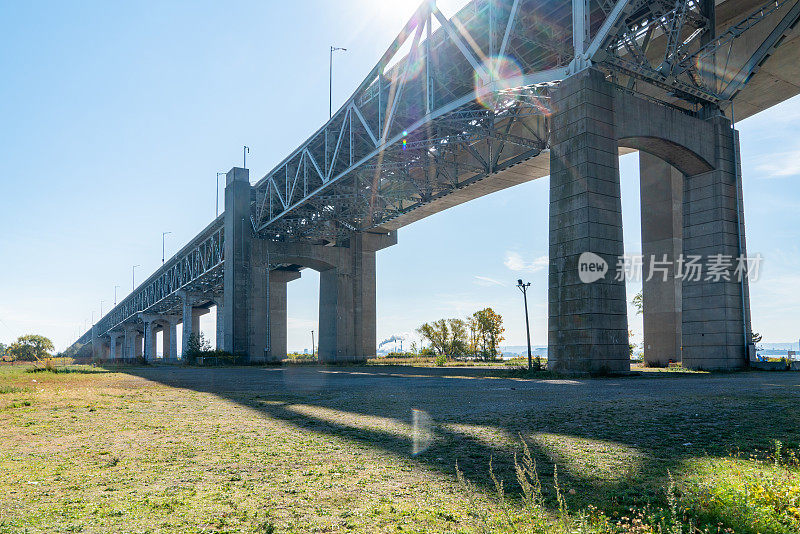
top-left (216, 172), bottom-right (226, 217)
top-left (311, 330), bottom-right (315, 357)
top-left (517, 279), bottom-right (533, 371)
top-left (114, 285), bottom-right (119, 307)
top-left (100, 300), bottom-right (104, 317)
top-left (132, 265), bottom-right (140, 291)
top-left (330, 46), bottom-right (347, 118)
top-left (162, 231), bottom-right (172, 265)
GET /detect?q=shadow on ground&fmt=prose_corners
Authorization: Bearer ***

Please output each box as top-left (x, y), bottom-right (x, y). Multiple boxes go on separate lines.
top-left (117, 364), bottom-right (800, 516)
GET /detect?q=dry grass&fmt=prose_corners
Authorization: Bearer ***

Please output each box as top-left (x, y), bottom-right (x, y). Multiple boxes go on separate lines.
top-left (1, 363), bottom-right (798, 533)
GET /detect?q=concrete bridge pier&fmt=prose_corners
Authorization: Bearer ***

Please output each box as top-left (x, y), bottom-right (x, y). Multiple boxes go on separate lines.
top-left (548, 68), bottom-right (630, 373)
top-left (108, 331), bottom-right (122, 361)
top-left (162, 316), bottom-right (179, 362)
top-left (317, 232), bottom-right (394, 363)
top-left (548, 67), bottom-right (751, 372)
top-left (681, 118), bottom-right (752, 369)
top-left (212, 296), bottom-right (224, 351)
top-left (266, 269), bottom-right (301, 362)
top-left (640, 153), bottom-right (683, 366)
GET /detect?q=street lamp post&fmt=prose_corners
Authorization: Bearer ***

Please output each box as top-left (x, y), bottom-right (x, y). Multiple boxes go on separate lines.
top-left (114, 285), bottom-right (120, 307)
top-left (311, 330), bottom-right (315, 358)
top-left (516, 279), bottom-right (534, 371)
top-left (330, 46), bottom-right (347, 118)
top-left (216, 172), bottom-right (226, 217)
top-left (162, 232), bottom-right (172, 264)
top-left (132, 265), bottom-right (140, 291)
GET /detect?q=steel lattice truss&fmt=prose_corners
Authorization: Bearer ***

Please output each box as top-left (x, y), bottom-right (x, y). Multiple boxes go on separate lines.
top-left (252, 0), bottom-right (572, 243)
top-left (70, 0), bottom-right (795, 347)
top-left (588, 0), bottom-right (800, 104)
top-left (96, 222), bottom-right (224, 335)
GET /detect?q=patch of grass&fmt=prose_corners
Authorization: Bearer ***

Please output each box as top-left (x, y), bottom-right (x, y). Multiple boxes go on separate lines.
top-left (1, 364), bottom-right (798, 533)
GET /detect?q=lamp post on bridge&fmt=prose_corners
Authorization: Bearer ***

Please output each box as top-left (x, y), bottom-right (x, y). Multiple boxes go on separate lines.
top-left (162, 232), bottom-right (172, 265)
top-left (516, 279), bottom-right (533, 371)
top-left (114, 285), bottom-right (120, 307)
top-left (132, 265), bottom-right (140, 291)
top-left (330, 46), bottom-right (347, 118)
top-left (100, 300), bottom-right (104, 317)
top-left (216, 172), bottom-right (226, 217)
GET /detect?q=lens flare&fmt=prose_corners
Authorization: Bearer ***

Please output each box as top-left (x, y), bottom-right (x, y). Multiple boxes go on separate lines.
top-left (412, 408), bottom-right (433, 455)
top-left (475, 55), bottom-right (524, 110)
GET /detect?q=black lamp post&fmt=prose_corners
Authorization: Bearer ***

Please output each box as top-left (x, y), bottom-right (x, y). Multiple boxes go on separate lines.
top-left (517, 279), bottom-right (533, 371)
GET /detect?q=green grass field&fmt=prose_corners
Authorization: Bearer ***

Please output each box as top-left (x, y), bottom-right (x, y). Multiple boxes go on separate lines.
top-left (1, 363), bottom-right (799, 533)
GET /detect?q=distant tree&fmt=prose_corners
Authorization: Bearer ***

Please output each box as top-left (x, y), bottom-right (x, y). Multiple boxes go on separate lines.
top-left (466, 315), bottom-right (480, 358)
top-left (7, 335), bottom-right (55, 362)
top-left (447, 318), bottom-right (469, 356)
top-left (473, 308), bottom-right (505, 360)
top-left (0, 343), bottom-right (7, 360)
top-left (632, 290), bottom-right (643, 315)
top-left (417, 320), bottom-right (449, 356)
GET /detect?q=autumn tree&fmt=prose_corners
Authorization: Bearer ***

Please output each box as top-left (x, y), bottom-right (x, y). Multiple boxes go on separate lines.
top-left (417, 318), bottom-right (470, 357)
top-left (7, 335), bottom-right (55, 362)
top-left (447, 318), bottom-right (469, 356)
top-left (472, 308), bottom-right (505, 360)
top-left (417, 319), bottom-right (449, 356)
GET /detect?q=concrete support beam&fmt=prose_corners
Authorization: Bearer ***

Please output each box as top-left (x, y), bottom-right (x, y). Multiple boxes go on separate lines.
top-left (123, 326), bottom-right (138, 361)
top-left (213, 297), bottom-right (224, 351)
top-left (548, 68), bottom-right (630, 373)
top-left (317, 231), bottom-right (395, 363)
top-left (640, 152), bottom-right (683, 366)
top-left (108, 331), bottom-right (122, 361)
top-left (681, 117), bottom-right (751, 370)
top-left (134, 333), bottom-right (143, 359)
top-left (163, 317), bottom-right (179, 362)
top-left (222, 167), bottom-right (260, 359)
top-left (267, 269), bottom-right (301, 362)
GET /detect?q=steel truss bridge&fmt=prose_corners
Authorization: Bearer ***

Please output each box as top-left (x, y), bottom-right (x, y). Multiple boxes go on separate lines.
top-left (70, 0), bottom-right (800, 353)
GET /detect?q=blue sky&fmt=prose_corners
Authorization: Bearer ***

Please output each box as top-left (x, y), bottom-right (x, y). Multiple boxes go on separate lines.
top-left (1, 1), bottom-right (799, 353)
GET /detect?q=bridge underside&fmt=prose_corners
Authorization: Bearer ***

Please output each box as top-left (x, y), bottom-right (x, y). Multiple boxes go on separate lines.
top-left (71, 0), bottom-right (800, 372)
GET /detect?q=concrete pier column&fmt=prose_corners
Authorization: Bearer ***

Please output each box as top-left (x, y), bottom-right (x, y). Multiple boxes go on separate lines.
top-left (222, 167), bottom-right (269, 361)
top-left (318, 268), bottom-right (347, 362)
top-left (266, 269), bottom-right (301, 362)
top-left (123, 326), bottom-right (137, 361)
top-left (548, 68), bottom-right (629, 373)
top-left (109, 331), bottom-right (121, 361)
top-left (222, 167), bottom-right (252, 357)
top-left (139, 315), bottom-right (158, 362)
top-left (162, 316), bottom-right (179, 362)
top-left (213, 297), bottom-right (224, 351)
top-left (134, 333), bottom-right (143, 359)
top-left (640, 152), bottom-right (683, 366)
top-left (681, 116), bottom-right (751, 369)
top-left (178, 291), bottom-right (197, 357)
top-left (318, 231), bottom-right (396, 363)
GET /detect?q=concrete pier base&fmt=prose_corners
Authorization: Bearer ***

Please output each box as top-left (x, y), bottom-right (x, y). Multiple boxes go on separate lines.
top-left (547, 68), bottom-right (630, 373)
top-left (640, 153), bottom-right (683, 366)
top-left (267, 269), bottom-right (301, 362)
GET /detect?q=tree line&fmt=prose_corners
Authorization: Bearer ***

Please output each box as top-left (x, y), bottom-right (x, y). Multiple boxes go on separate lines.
top-left (1, 335), bottom-right (55, 362)
top-left (416, 307), bottom-right (505, 360)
